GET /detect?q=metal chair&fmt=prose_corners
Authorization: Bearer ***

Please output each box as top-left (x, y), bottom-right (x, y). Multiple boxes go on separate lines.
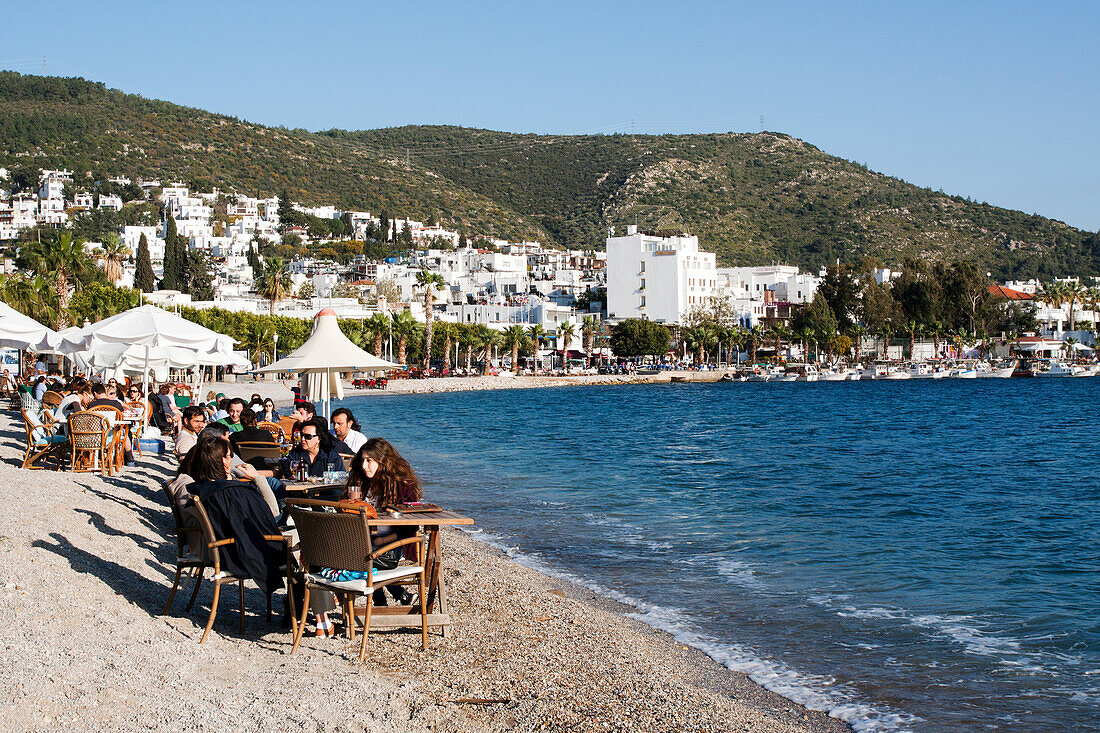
top-left (159, 483), bottom-right (212, 616)
top-left (187, 495), bottom-right (292, 644)
top-left (286, 498), bottom-right (428, 661)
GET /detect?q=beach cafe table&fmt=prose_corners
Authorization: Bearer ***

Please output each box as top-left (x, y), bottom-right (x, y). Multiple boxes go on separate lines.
top-left (281, 491), bottom-right (474, 637)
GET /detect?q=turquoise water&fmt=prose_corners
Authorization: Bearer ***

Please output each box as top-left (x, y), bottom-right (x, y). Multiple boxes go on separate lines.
top-left (344, 380), bottom-right (1099, 732)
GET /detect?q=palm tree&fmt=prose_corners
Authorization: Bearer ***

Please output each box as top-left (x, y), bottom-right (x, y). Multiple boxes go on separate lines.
top-left (391, 310), bottom-right (419, 365)
top-left (581, 316), bottom-right (599, 367)
top-left (527, 324), bottom-right (546, 370)
top-left (848, 324), bottom-right (866, 364)
top-left (416, 270), bottom-right (446, 371)
top-left (503, 325), bottom-right (529, 373)
top-left (877, 324), bottom-right (893, 360)
top-left (772, 323), bottom-right (793, 361)
top-left (434, 321), bottom-right (456, 371)
top-left (1085, 287), bottom-right (1100, 334)
top-left (21, 231), bottom-right (94, 328)
top-left (927, 320), bottom-right (944, 359)
top-left (96, 234), bottom-right (130, 284)
top-left (557, 320), bottom-right (575, 353)
top-left (727, 326), bottom-right (747, 365)
top-left (240, 322), bottom-right (276, 367)
top-left (1041, 281), bottom-right (1068, 333)
top-left (950, 327), bottom-right (970, 357)
top-left (256, 258), bottom-right (292, 315)
top-left (459, 323), bottom-right (479, 372)
top-left (478, 326), bottom-right (500, 375)
top-left (748, 325), bottom-right (764, 364)
top-left (363, 313), bottom-right (389, 357)
top-left (901, 320), bottom-right (920, 360)
top-left (1065, 281), bottom-right (1085, 332)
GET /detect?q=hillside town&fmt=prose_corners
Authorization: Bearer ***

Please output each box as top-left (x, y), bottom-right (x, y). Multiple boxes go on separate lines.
top-left (2, 167), bottom-right (1097, 367)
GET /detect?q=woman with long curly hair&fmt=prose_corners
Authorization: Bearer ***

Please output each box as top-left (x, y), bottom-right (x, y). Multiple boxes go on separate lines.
top-left (344, 437), bottom-right (422, 606)
top-left (345, 437), bottom-right (421, 508)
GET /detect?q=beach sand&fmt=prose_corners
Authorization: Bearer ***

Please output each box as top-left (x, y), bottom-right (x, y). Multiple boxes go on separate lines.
top-left (0, 409), bottom-right (849, 732)
top-left (198, 371), bottom-right (673, 405)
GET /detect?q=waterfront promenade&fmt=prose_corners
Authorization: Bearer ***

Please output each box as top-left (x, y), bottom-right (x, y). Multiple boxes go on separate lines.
top-left (0, 409), bottom-right (846, 732)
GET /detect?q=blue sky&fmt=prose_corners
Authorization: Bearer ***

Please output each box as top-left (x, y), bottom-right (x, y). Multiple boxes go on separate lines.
top-left (4, 1), bottom-right (1097, 231)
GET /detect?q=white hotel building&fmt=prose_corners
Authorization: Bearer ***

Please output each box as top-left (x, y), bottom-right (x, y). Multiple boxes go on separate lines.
top-left (606, 226), bottom-right (717, 324)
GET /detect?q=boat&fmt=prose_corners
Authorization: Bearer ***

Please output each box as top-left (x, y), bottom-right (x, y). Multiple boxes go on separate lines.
top-left (975, 360), bottom-right (1016, 379)
top-left (948, 366), bottom-right (978, 379)
top-left (908, 363), bottom-right (947, 379)
top-left (864, 364), bottom-right (911, 380)
top-left (1036, 360), bottom-right (1085, 377)
top-left (795, 365), bottom-right (821, 382)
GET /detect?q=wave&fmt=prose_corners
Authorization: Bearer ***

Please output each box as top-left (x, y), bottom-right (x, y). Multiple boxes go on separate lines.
top-left (461, 527), bottom-right (917, 733)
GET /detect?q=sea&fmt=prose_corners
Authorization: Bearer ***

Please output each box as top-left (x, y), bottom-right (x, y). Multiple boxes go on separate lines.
top-left (343, 379), bottom-right (1099, 732)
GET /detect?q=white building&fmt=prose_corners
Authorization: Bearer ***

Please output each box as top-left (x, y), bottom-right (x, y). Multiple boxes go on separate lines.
top-left (606, 226), bottom-right (716, 324)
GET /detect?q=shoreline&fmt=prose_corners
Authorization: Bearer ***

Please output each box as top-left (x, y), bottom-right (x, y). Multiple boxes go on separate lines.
top-left (0, 409), bottom-right (849, 732)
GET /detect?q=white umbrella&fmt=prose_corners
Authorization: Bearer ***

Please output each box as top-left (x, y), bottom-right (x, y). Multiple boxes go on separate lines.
top-left (0, 302), bottom-right (62, 351)
top-left (258, 308), bottom-right (401, 417)
top-left (69, 305), bottom-right (240, 394)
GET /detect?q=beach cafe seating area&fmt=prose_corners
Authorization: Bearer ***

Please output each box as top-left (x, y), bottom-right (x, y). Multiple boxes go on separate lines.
top-left (0, 304), bottom-right (471, 657)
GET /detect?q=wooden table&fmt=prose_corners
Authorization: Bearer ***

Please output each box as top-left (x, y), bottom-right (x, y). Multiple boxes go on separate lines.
top-left (283, 481), bottom-right (345, 496)
top-left (362, 510), bottom-right (474, 638)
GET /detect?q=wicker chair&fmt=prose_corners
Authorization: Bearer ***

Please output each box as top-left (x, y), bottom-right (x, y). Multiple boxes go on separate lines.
top-left (125, 400), bottom-right (148, 456)
top-left (20, 409), bottom-right (69, 470)
top-left (188, 495), bottom-right (292, 643)
top-left (277, 416), bottom-right (298, 438)
top-left (40, 389), bottom-right (63, 409)
top-left (286, 498), bottom-right (428, 661)
top-left (88, 404), bottom-right (125, 472)
top-left (68, 410), bottom-right (111, 476)
top-left (235, 441), bottom-right (283, 469)
top-left (160, 483), bottom-right (212, 616)
top-left (257, 421), bottom-right (286, 442)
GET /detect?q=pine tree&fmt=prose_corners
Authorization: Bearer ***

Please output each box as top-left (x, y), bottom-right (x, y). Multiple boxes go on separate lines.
top-left (134, 234), bottom-right (155, 292)
top-left (187, 251), bottom-right (213, 300)
top-left (161, 217), bottom-right (180, 290)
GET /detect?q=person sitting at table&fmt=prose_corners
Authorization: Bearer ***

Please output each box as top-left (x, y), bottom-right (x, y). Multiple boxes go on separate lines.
top-left (155, 383), bottom-right (182, 434)
top-left (229, 407), bottom-right (278, 465)
top-left (210, 397), bottom-right (230, 422)
top-left (343, 437), bottom-right (422, 606)
top-left (125, 383), bottom-right (144, 404)
top-left (292, 401), bottom-right (316, 430)
top-left (258, 398), bottom-right (279, 423)
top-left (175, 405), bottom-right (207, 461)
top-left (331, 408), bottom-right (367, 453)
top-left (170, 431), bottom-right (281, 519)
top-left (87, 381), bottom-right (126, 411)
top-left (216, 397), bottom-right (246, 432)
top-left (87, 381), bottom-right (135, 465)
top-left (55, 378), bottom-right (90, 422)
top-left (33, 375), bottom-right (48, 402)
top-left (174, 435), bottom-right (288, 609)
top-left (280, 417), bottom-right (344, 480)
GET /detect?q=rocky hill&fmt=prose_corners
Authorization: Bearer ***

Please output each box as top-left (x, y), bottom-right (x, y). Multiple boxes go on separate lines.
top-left (2, 72), bottom-right (1096, 279)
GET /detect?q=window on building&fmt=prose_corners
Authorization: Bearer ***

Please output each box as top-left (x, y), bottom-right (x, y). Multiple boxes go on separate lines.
top-left (640, 296), bottom-right (646, 307)
top-left (640, 262), bottom-right (645, 272)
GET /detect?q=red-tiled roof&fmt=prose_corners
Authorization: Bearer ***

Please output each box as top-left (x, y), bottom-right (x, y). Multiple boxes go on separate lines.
top-left (988, 285), bottom-right (1033, 300)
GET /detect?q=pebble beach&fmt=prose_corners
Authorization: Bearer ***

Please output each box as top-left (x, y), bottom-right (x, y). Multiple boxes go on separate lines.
top-left (0, 407), bottom-right (849, 732)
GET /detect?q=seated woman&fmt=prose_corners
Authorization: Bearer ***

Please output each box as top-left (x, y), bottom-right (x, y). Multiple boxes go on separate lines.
top-left (279, 416), bottom-right (344, 480)
top-left (258, 398), bottom-right (279, 423)
top-left (176, 435), bottom-right (287, 601)
top-left (343, 437), bottom-right (422, 606)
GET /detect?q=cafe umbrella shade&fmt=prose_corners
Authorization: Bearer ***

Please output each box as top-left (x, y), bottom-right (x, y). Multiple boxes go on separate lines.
top-left (0, 301), bottom-right (63, 351)
top-left (258, 308), bottom-right (401, 417)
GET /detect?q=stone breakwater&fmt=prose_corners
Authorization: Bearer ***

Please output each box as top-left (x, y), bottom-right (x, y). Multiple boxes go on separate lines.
top-left (0, 410), bottom-right (848, 732)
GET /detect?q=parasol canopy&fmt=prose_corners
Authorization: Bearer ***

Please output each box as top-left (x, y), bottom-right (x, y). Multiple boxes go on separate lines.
top-left (0, 302), bottom-right (62, 352)
top-left (258, 309), bottom-right (402, 416)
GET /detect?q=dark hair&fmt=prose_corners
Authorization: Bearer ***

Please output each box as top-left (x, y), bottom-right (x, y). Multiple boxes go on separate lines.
top-left (182, 405), bottom-right (205, 422)
top-left (218, 398), bottom-right (230, 411)
top-left (331, 407), bottom-right (360, 431)
top-left (301, 416), bottom-right (333, 454)
top-left (347, 437), bottom-right (420, 508)
top-left (199, 423), bottom-right (231, 439)
top-left (65, 376), bottom-right (89, 393)
top-left (189, 436), bottom-right (232, 482)
top-left (296, 402), bottom-right (317, 419)
top-left (239, 407), bottom-right (257, 428)
top-left (90, 381), bottom-right (107, 396)
top-left (127, 383), bottom-right (144, 398)
top-left (229, 397), bottom-right (246, 409)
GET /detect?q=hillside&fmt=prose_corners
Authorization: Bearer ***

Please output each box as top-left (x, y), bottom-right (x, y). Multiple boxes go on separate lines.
top-left (2, 72), bottom-right (1097, 279)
